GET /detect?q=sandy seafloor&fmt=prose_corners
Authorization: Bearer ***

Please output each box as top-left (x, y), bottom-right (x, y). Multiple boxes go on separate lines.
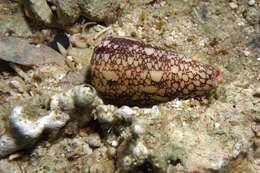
top-left (0, 0), bottom-right (259, 172)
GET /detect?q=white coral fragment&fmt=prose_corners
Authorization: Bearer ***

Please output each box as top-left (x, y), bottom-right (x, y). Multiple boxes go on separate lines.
top-left (132, 141), bottom-right (149, 160)
top-left (114, 106), bottom-right (137, 121)
top-left (50, 84), bottom-right (100, 111)
top-left (95, 105), bottom-right (116, 123)
top-left (0, 105), bottom-right (70, 158)
top-left (9, 106), bottom-right (69, 139)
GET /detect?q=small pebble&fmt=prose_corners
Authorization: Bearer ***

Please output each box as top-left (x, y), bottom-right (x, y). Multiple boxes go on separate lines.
top-left (245, 7), bottom-right (259, 25)
top-left (235, 143), bottom-right (242, 150)
top-left (110, 140), bottom-right (118, 147)
top-left (85, 133), bottom-right (101, 148)
top-left (176, 100), bottom-right (182, 107)
top-left (66, 55), bottom-right (73, 61)
top-left (50, 5), bottom-right (57, 11)
top-left (132, 123), bottom-right (145, 135)
top-left (114, 106), bottom-right (136, 121)
top-left (215, 123), bottom-right (220, 129)
top-left (252, 88), bottom-right (260, 98)
top-left (83, 144), bottom-right (93, 155)
top-left (229, 2), bottom-right (238, 10)
top-left (243, 49), bottom-right (250, 56)
top-left (254, 151), bottom-right (260, 159)
top-left (107, 146), bottom-right (117, 158)
top-left (8, 152), bottom-right (23, 160)
top-left (64, 121), bottom-right (79, 138)
top-left (160, 1), bottom-right (166, 6)
top-left (248, 0), bottom-right (255, 6)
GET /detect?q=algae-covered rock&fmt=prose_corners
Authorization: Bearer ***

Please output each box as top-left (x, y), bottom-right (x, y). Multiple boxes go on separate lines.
top-left (22, 0), bottom-right (53, 25)
top-left (54, 0), bottom-right (81, 25)
top-left (22, 0), bottom-right (81, 26)
top-left (79, 0), bottom-right (120, 24)
top-left (245, 7), bottom-right (259, 25)
top-left (21, 0), bottom-right (120, 27)
top-left (0, 1), bottom-right (32, 36)
top-left (0, 37), bottom-right (66, 66)
top-left (0, 97), bottom-right (70, 158)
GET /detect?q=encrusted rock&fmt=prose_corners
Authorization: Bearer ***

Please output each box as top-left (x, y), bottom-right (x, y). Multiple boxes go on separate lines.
top-left (95, 105), bottom-right (117, 123)
top-left (84, 133), bottom-right (102, 148)
top-left (0, 105), bottom-right (69, 158)
top-left (245, 7), bottom-right (259, 25)
top-left (229, 2), bottom-right (238, 10)
top-left (248, 0), bottom-right (256, 6)
top-left (50, 84), bottom-right (101, 111)
top-left (0, 2), bottom-right (32, 36)
top-left (54, 0), bottom-right (81, 25)
top-left (0, 37), bottom-right (66, 66)
top-left (132, 140), bottom-right (149, 160)
top-left (82, 143), bottom-right (93, 155)
top-left (131, 119), bottom-right (146, 135)
top-left (9, 106), bottom-right (69, 139)
top-left (114, 106), bottom-right (137, 121)
top-left (0, 134), bottom-right (20, 158)
top-left (22, 0), bottom-right (120, 27)
top-left (79, 0), bottom-right (120, 24)
top-left (22, 0), bottom-right (53, 25)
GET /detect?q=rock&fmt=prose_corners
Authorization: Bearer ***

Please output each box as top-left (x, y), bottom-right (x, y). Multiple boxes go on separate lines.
top-left (95, 105), bottom-right (116, 123)
top-left (0, 2), bottom-right (32, 37)
top-left (83, 160), bottom-right (115, 173)
top-left (229, 2), bottom-right (238, 10)
top-left (117, 116), bottom-right (186, 172)
top-left (131, 119), bottom-right (146, 135)
top-left (22, 0), bottom-right (53, 25)
top-left (245, 7), bottom-right (259, 25)
top-left (82, 143), bottom-right (93, 155)
top-left (9, 106), bottom-right (70, 139)
top-left (253, 88), bottom-right (260, 98)
top-left (132, 140), bottom-right (149, 160)
top-left (0, 134), bottom-right (20, 158)
top-left (0, 37), bottom-right (66, 66)
top-left (63, 121), bottom-right (79, 138)
top-left (50, 84), bottom-right (100, 111)
top-left (54, 0), bottom-right (81, 25)
top-left (73, 85), bottom-right (100, 107)
top-left (248, 0), bottom-right (256, 6)
top-left (84, 133), bottom-right (101, 148)
top-left (49, 84), bottom-right (102, 127)
top-left (107, 146), bottom-right (117, 158)
top-left (0, 105), bottom-right (69, 158)
top-left (22, 0), bottom-right (120, 26)
top-left (79, 0), bottom-right (120, 24)
top-left (114, 106), bottom-right (136, 121)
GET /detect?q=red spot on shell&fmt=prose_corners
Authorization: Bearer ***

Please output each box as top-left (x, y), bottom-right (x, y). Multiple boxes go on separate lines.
top-left (215, 70), bottom-right (220, 78)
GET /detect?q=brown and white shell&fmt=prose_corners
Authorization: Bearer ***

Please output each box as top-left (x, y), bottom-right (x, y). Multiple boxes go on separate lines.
top-left (90, 37), bottom-right (220, 105)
